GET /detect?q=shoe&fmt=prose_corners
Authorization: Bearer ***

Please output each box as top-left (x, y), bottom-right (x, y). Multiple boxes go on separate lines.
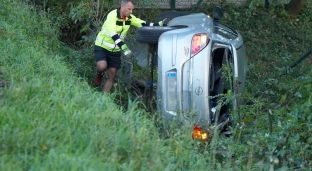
top-left (94, 75), bottom-right (103, 87)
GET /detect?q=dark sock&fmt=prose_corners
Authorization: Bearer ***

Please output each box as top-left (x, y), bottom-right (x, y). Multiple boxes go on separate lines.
top-left (97, 72), bottom-right (104, 77)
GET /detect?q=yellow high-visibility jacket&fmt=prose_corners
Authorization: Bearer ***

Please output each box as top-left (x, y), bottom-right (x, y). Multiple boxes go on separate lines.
top-left (95, 8), bottom-right (160, 52)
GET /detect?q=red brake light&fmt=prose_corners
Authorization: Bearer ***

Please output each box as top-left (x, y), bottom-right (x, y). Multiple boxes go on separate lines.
top-left (192, 125), bottom-right (209, 140)
top-left (191, 34), bottom-right (209, 56)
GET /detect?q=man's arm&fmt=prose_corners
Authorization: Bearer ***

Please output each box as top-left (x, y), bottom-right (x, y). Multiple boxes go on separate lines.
top-left (103, 11), bottom-right (131, 56)
top-left (104, 11), bottom-right (126, 49)
top-left (130, 14), bottom-right (169, 27)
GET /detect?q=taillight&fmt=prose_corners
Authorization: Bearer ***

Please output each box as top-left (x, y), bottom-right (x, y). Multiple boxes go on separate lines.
top-left (191, 34), bottom-right (209, 56)
top-left (192, 125), bottom-right (209, 141)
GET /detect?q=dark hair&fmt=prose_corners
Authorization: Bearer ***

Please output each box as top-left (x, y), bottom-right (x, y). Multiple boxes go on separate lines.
top-left (121, 0), bottom-right (135, 5)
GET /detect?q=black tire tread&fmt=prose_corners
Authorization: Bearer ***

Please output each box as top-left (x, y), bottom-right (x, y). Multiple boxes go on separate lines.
top-left (135, 11), bottom-right (189, 44)
top-left (136, 26), bottom-right (176, 44)
top-left (156, 11), bottom-right (190, 22)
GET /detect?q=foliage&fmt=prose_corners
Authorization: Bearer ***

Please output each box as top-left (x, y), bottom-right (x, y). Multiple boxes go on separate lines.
top-left (0, 1), bottom-right (203, 170)
top-left (220, 1), bottom-right (312, 169)
top-left (66, 0), bottom-right (160, 47)
top-left (247, 0), bottom-right (286, 10)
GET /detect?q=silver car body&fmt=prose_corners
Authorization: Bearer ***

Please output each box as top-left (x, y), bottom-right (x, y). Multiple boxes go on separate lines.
top-left (157, 13), bottom-right (247, 129)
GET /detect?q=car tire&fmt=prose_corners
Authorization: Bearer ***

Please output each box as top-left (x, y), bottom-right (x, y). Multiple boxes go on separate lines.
top-left (136, 11), bottom-right (190, 44)
top-left (136, 26), bottom-right (178, 44)
top-left (156, 11), bottom-right (190, 22)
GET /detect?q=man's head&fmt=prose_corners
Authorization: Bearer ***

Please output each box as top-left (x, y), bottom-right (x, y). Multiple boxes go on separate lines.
top-left (120, 0), bottom-right (134, 18)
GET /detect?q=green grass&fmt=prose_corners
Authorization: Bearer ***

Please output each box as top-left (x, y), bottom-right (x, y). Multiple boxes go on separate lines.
top-left (0, 1), bottom-right (166, 170)
top-left (1, 0), bottom-right (312, 170)
top-left (0, 1), bottom-right (211, 171)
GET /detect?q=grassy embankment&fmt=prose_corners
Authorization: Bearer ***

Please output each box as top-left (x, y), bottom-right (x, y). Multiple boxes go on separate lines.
top-left (0, 1), bottom-right (194, 170)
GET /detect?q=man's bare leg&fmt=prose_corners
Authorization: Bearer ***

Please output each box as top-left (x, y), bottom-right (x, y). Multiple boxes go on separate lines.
top-left (96, 60), bottom-right (107, 73)
top-left (94, 60), bottom-right (107, 87)
top-left (103, 67), bottom-right (117, 93)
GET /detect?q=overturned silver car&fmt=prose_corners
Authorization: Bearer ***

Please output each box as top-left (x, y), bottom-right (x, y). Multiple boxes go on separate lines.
top-left (135, 7), bottom-right (247, 141)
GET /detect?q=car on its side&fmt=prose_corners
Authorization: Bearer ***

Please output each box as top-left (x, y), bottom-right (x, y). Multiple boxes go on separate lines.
top-left (136, 6), bottom-right (247, 141)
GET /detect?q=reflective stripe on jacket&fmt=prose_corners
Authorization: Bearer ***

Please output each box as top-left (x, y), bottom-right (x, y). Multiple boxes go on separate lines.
top-left (95, 8), bottom-right (160, 52)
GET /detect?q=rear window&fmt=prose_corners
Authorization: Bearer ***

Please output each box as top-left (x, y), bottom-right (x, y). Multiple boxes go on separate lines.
top-left (214, 23), bottom-right (238, 40)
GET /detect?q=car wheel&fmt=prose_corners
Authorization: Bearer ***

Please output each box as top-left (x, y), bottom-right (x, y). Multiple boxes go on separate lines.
top-left (156, 11), bottom-right (190, 22)
top-left (136, 11), bottom-right (190, 44)
top-left (136, 26), bottom-right (182, 44)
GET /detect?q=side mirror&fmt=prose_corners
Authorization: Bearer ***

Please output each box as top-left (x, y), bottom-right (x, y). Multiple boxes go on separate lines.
top-left (213, 6), bottom-right (223, 22)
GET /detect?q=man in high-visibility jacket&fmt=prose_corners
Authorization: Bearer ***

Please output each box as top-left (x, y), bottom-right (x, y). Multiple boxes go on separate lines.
top-left (94, 0), bottom-right (168, 93)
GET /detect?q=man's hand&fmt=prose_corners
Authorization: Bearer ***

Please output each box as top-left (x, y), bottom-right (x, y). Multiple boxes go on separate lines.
top-left (121, 44), bottom-right (132, 58)
top-left (124, 49), bottom-right (132, 58)
top-left (158, 18), bottom-right (170, 26)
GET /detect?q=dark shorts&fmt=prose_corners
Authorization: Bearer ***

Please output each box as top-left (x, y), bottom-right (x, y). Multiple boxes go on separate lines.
top-left (94, 45), bottom-right (122, 69)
